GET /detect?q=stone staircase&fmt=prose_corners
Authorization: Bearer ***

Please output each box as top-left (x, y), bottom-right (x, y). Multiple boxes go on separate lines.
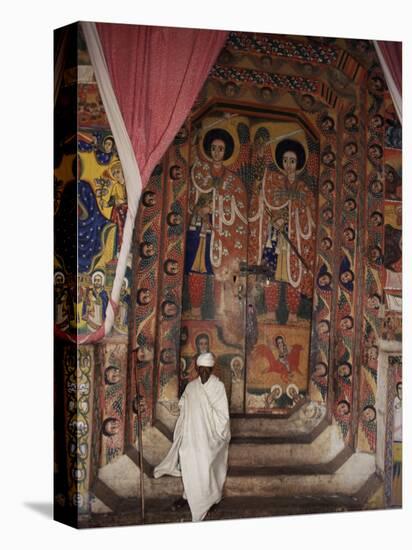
top-left (88, 401), bottom-right (382, 526)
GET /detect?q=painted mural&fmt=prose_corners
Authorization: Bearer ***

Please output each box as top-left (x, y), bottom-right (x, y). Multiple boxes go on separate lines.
top-left (99, 344), bottom-right (128, 465)
top-left (175, 34), bottom-right (368, 424)
top-left (64, 345), bottom-right (94, 514)
top-left (384, 355), bottom-right (402, 507)
top-left (129, 168), bottom-right (165, 433)
top-left (54, 28), bottom-right (133, 518)
top-left (54, 32), bottom-right (132, 342)
top-left (382, 89), bottom-right (402, 338)
top-left (180, 111), bottom-right (320, 415)
top-left (54, 26), bottom-right (402, 523)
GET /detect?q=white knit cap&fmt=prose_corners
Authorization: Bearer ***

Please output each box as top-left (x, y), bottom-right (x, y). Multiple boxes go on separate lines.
top-left (196, 352), bottom-right (215, 368)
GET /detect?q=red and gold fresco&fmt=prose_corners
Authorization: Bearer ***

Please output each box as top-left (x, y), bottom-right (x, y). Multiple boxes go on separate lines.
top-left (356, 71), bottom-right (402, 454)
top-left (331, 97), bottom-right (363, 444)
top-left (180, 68), bottom-right (333, 415)
top-left (127, 166), bottom-right (165, 434)
top-left (61, 345), bottom-right (95, 514)
top-left (99, 343), bottom-right (128, 466)
top-left (176, 34), bottom-right (379, 418)
top-left (78, 83), bottom-right (109, 128)
top-left (55, 30), bottom-right (402, 515)
top-left (55, 66), bottom-right (131, 342)
top-left (153, 129), bottom-right (190, 410)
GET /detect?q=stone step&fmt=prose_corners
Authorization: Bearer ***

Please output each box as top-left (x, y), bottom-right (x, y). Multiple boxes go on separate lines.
top-left (98, 454), bottom-right (184, 501)
top-left (155, 401), bottom-right (328, 442)
top-left (87, 492), bottom-right (367, 527)
top-left (93, 452), bottom-right (377, 518)
top-left (230, 402), bottom-right (327, 439)
top-left (224, 452), bottom-right (376, 498)
top-left (155, 402), bottom-right (179, 435)
top-left (140, 426), bottom-right (172, 467)
top-left (155, 419), bottom-right (330, 445)
top-left (228, 423), bottom-right (345, 467)
top-left (97, 445), bottom-right (373, 505)
top-left (129, 444), bottom-right (352, 478)
top-left (135, 423), bottom-right (346, 471)
top-left (228, 445), bottom-right (353, 476)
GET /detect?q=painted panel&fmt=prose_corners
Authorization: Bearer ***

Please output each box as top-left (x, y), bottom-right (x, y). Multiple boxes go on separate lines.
top-left (180, 101), bottom-right (322, 414)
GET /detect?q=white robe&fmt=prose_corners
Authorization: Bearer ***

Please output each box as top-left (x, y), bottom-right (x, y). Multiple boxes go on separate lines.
top-left (153, 374), bottom-right (231, 521)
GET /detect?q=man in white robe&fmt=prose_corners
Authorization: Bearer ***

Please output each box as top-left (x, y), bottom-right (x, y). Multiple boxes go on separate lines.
top-left (153, 352), bottom-right (231, 521)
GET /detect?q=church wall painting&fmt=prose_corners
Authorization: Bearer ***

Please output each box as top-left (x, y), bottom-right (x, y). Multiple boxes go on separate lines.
top-left (181, 107), bottom-right (321, 415)
top-left (54, 24), bottom-right (402, 527)
top-left (127, 166), bottom-right (165, 435)
top-left (382, 87), bottom-right (402, 322)
top-left (353, 65), bottom-right (384, 454)
top-left (55, 27), bottom-right (132, 344)
top-left (62, 344), bottom-right (94, 515)
top-left (176, 34), bottom-right (375, 430)
top-left (54, 28), bottom-right (135, 519)
top-left (384, 355), bottom-right (402, 507)
top-left (154, 130), bottom-right (190, 411)
top-left (99, 343), bottom-right (128, 466)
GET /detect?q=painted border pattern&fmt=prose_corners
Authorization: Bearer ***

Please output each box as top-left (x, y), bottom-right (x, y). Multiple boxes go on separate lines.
top-left (127, 165), bottom-right (165, 436)
top-left (226, 32), bottom-right (339, 65)
top-left (155, 129), bottom-right (190, 411)
top-left (210, 64), bottom-right (319, 93)
top-left (63, 345), bottom-right (93, 514)
top-left (356, 65), bottom-right (386, 452)
top-left (331, 98), bottom-right (362, 443)
top-left (99, 343), bottom-right (128, 466)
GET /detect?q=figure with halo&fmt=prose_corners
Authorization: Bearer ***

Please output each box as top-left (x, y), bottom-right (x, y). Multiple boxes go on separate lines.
top-left (261, 137), bottom-right (316, 323)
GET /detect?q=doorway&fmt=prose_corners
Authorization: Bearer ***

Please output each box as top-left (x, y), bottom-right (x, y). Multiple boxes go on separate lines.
top-left (179, 104), bottom-right (320, 416)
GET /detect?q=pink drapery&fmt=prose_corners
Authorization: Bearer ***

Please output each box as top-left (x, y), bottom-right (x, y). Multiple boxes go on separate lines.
top-left (57, 22), bottom-right (228, 344)
top-left (374, 40), bottom-right (402, 123)
top-left (97, 23), bottom-right (228, 185)
top-left (54, 27), bottom-right (69, 106)
top-left (377, 41), bottom-right (402, 98)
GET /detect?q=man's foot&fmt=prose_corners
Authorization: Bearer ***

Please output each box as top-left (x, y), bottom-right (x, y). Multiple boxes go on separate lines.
top-left (171, 497), bottom-right (188, 511)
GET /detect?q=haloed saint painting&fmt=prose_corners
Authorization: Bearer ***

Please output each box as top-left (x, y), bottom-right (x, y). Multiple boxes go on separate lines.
top-left (54, 22), bottom-right (402, 528)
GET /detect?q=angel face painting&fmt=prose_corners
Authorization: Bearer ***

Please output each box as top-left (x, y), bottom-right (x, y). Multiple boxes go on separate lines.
top-left (102, 136), bottom-right (115, 154)
top-left (313, 362), bottom-right (327, 377)
top-left (338, 363), bottom-right (352, 378)
top-left (336, 400), bottom-right (350, 417)
top-left (210, 139), bottom-right (226, 163)
top-left (282, 150), bottom-right (298, 178)
top-left (203, 128), bottom-right (234, 164)
top-left (276, 138), bottom-right (306, 183)
top-left (169, 164), bottom-right (183, 180)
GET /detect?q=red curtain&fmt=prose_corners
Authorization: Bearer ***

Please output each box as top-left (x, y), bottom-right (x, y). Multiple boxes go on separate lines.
top-left (97, 23), bottom-right (228, 185)
top-left (377, 41), bottom-right (402, 97)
